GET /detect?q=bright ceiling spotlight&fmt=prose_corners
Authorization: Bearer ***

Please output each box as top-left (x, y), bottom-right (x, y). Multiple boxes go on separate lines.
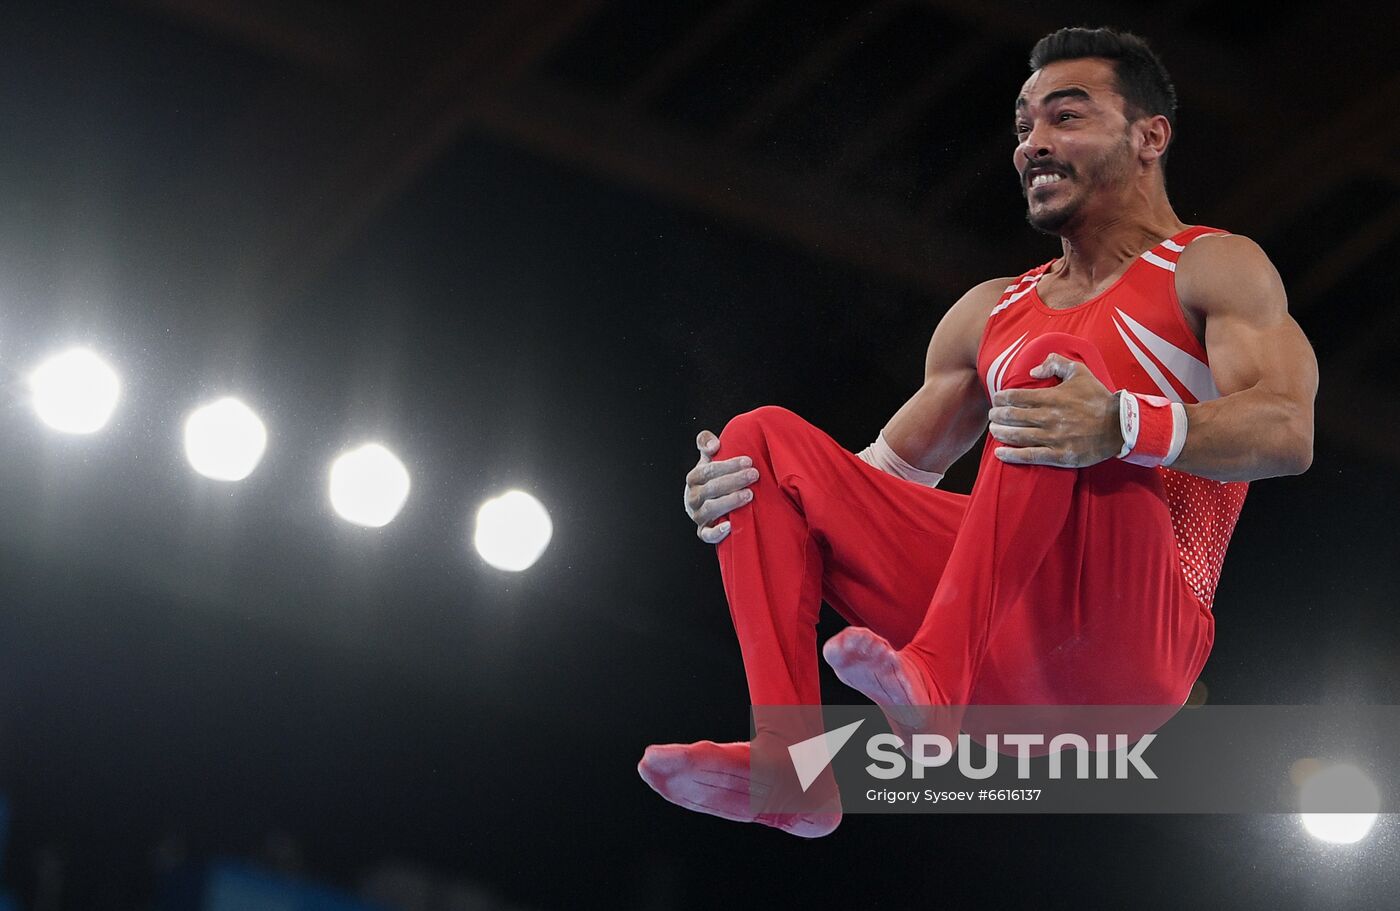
top-left (473, 489), bottom-right (553, 572)
top-left (328, 443), bottom-right (410, 528)
top-left (1299, 763), bottom-right (1381, 845)
top-left (183, 397), bottom-right (268, 482)
top-left (28, 347), bottom-right (121, 434)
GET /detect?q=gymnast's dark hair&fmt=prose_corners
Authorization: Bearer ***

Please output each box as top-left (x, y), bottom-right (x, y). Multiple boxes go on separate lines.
top-left (1029, 27), bottom-right (1177, 162)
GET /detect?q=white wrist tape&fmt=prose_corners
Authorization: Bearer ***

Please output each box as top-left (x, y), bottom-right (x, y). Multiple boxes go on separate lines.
top-left (856, 430), bottom-right (944, 488)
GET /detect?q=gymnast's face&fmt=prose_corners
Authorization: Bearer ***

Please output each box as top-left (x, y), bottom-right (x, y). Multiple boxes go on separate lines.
top-left (1013, 58), bottom-right (1139, 235)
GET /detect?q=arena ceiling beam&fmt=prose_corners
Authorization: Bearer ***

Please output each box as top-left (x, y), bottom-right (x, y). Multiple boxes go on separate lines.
top-left (450, 80), bottom-right (998, 298)
top-left (917, 0), bottom-right (1254, 125)
top-left (829, 36), bottom-right (996, 178)
top-left (1213, 71), bottom-right (1400, 259)
top-left (128, 0), bottom-right (366, 78)
top-left (620, 0), bottom-right (757, 112)
top-left (130, 0), bottom-right (999, 303)
top-left (1290, 198), bottom-right (1400, 310)
top-left (130, 0), bottom-right (602, 310)
top-left (718, 0), bottom-right (906, 149)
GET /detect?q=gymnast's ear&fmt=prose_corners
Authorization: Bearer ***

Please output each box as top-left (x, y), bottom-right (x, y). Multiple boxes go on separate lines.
top-left (1135, 113), bottom-right (1172, 166)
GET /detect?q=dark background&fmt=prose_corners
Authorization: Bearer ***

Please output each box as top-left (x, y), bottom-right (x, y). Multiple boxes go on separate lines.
top-left (0, 1), bottom-right (1395, 908)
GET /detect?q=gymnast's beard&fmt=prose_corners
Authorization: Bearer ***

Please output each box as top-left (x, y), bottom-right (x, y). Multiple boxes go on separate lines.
top-left (1025, 135), bottom-right (1134, 236)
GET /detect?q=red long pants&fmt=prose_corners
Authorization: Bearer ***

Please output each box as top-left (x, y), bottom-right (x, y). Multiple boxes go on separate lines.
top-left (715, 333), bottom-right (1214, 715)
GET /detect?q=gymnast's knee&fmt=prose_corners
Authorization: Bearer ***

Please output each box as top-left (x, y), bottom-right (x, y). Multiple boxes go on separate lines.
top-left (717, 405), bottom-right (815, 457)
top-left (1001, 332), bottom-right (1113, 390)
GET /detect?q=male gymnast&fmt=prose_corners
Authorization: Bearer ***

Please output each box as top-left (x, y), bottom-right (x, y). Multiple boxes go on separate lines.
top-left (639, 26), bottom-right (1317, 837)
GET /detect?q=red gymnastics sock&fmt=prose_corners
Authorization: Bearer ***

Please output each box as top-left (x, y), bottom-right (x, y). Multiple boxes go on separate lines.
top-left (821, 627), bottom-right (956, 747)
top-left (637, 739), bottom-right (841, 838)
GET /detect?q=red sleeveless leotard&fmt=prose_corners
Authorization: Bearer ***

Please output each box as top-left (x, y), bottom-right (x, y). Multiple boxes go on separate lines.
top-left (975, 225), bottom-right (1248, 610)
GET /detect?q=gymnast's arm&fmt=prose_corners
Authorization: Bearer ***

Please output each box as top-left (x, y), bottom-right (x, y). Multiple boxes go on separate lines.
top-left (859, 277), bottom-right (1010, 482)
top-left (1166, 234), bottom-right (1317, 482)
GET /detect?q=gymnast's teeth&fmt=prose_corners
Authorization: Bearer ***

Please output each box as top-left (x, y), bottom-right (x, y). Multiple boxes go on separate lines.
top-left (1031, 173), bottom-right (1064, 188)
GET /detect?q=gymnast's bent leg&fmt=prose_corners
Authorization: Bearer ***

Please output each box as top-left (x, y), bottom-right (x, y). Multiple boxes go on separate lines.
top-left (638, 405), bottom-right (968, 836)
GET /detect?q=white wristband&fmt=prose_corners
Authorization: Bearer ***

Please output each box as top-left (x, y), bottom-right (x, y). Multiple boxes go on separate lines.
top-left (856, 430), bottom-right (944, 488)
top-left (1164, 402), bottom-right (1188, 467)
top-left (1116, 391), bottom-right (1139, 459)
top-left (1115, 391), bottom-right (1188, 468)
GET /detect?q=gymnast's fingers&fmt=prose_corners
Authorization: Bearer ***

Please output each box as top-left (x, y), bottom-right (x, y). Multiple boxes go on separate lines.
top-left (697, 464), bottom-right (759, 501)
top-left (697, 521), bottom-right (732, 544)
top-left (692, 489), bottom-right (753, 531)
top-left (994, 444), bottom-right (1070, 467)
top-left (987, 404), bottom-right (1039, 427)
top-left (988, 422), bottom-right (1044, 447)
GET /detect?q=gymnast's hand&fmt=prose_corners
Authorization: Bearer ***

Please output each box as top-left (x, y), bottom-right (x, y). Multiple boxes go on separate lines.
top-left (986, 353), bottom-right (1122, 468)
top-left (684, 430), bottom-right (759, 544)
